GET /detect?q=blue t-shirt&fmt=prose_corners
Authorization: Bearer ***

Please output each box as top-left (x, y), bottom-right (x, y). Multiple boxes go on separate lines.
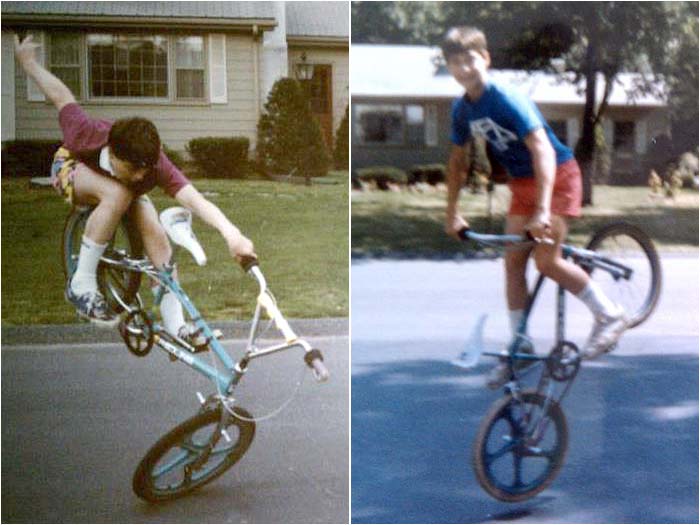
top-left (450, 80), bottom-right (573, 178)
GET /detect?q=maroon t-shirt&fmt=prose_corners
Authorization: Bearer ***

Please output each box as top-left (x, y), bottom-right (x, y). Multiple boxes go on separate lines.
top-left (58, 103), bottom-right (190, 197)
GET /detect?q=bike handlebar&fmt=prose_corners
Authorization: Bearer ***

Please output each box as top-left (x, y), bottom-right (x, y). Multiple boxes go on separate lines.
top-left (239, 255), bottom-right (259, 272)
top-left (304, 349), bottom-right (330, 383)
top-left (458, 227), bottom-right (554, 247)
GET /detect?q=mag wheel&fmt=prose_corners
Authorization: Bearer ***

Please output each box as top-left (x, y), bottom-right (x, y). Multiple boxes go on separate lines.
top-left (62, 208), bottom-right (142, 313)
top-left (472, 391), bottom-right (568, 502)
top-left (584, 222), bottom-right (661, 328)
top-left (133, 407), bottom-right (255, 503)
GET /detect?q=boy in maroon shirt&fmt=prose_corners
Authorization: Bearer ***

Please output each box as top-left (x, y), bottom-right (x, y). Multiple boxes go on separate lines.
top-left (15, 35), bottom-right (255, 337)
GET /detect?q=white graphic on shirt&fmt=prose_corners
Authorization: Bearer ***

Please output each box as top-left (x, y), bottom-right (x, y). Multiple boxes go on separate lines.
top-left (469, 118), bottom-right (518, 152)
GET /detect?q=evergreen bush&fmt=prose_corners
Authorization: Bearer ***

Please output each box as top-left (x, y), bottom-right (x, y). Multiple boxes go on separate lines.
top-left (162, 144), bottom-right (187, 170)
top-left (356, 166), bottom-right (407, 190)
top-left (186, 137), bottom-right (250, 178)
top-left (256, 78), bottom-right (330, 178)
top-left (334, 105), bottom-right (349, 169)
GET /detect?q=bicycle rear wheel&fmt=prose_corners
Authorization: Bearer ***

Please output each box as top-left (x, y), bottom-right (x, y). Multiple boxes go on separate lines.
top-left (584, 222), bottom-right (661, 328)
top-left (62, 208), bottom-right (143, 313)
top-left (132, 407), bottom-right (256, 503)
top-left (472, 391), bottom-right (568, 502)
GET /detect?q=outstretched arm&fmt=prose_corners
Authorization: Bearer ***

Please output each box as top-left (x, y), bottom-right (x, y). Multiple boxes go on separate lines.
top-left (524, 128), bottom-right (556, 240)
top-left (445, 143), bottom-right (471, 238)
top-left (14, 34), bottom-right (75, 111)
top-left (174, 184), bottom-right (256, 263)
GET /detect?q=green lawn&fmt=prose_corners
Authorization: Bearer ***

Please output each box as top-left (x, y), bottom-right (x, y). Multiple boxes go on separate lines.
top-left (1, 173), bottom-right (348, 325)
top-left (352, 184), bottom-right (699, 256)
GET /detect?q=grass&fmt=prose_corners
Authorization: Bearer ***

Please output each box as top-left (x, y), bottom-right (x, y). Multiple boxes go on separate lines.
top-left (352, 184), bottom-right (699, 257)
top-left (1, 173), bottom-right (349, 325)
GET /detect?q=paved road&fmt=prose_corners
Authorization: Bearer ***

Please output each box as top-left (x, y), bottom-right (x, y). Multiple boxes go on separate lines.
top-left (352, 255), bottom-right (698, 523)
top-left (2, 334), bottom-right (348, 524)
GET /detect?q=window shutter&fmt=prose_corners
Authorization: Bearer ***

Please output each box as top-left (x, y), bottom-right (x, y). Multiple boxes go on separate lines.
top-left (635, 119), bottom-right (647, 154)
top-left (425, 104), bottom-right (438, 146)
top-left (26, 31), bottom-right (46, 102)
top-left (208, 34), bottom-right (227, 104)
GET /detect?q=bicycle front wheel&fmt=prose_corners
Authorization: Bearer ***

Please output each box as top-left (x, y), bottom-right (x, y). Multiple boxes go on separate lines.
top-left (584, 222), bottom-right (661, 328)
top-left (62, 208), bottom-right (143, 313)
top-left (132, 407), bottom-right (256, 503)
top-left (472, 391), bottom-right (568, 502)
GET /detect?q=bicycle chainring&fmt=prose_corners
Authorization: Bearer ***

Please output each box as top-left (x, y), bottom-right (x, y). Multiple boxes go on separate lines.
top-left (119, 309), bottom-right (155, 357)
top-left (547, 341), bottom-right (580, 381)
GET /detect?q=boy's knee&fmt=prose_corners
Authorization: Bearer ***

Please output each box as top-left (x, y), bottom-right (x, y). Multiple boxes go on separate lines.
top-left (534, 252), bottom-right (557, 276)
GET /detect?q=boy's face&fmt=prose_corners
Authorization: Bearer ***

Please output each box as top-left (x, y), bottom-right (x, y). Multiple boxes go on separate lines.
top-left (446, 49), bottom-right (491, 91)
top-left (109, 151), bottom-right (148, 186)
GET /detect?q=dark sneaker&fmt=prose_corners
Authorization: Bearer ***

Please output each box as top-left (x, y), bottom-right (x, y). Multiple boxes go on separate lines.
top-left (486, 339), bottom-right (536, 390)
top-left (177, 323), bottom-right (223, 349)
top-left (65, 282), bottom-right (119, 328)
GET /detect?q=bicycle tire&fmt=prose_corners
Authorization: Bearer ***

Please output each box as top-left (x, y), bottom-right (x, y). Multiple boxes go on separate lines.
top-left (472, 390), bottom-right (568, 503)
top-left (584, 222), bottom-right (661, 328)
top-left (62, 207), bottom-right (143, 313)
top-left (132, 407), bottom-right (255, 503)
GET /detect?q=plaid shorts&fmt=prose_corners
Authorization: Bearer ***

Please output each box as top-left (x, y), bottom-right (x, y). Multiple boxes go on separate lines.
top-left (50, 146), bottom-right (79, 204)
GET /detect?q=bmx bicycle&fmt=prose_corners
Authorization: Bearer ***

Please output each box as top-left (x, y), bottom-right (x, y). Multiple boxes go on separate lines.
top-left (457, 222), bottom-right (661, 502)
top-left (62, 205), bottom-right (329, 502)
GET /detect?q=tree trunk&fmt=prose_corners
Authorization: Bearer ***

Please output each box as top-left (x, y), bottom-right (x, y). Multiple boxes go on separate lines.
top-left (576, 40), bottom-right (598, 206)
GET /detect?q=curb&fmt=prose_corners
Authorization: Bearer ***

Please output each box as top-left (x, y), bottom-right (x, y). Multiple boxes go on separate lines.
top-left (1, 318), bottom-right (348, 345)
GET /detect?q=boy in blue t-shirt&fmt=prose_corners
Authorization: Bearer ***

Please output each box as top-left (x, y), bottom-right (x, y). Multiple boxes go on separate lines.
top-left (442, 27), bottom-right (627, 388)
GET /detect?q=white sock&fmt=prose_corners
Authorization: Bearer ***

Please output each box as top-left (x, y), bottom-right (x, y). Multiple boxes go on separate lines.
top-left (71, 236), bottom-right (107, 295)
top-left (153, 286), bottom-right (185, 336)
top-left (577, 281), bottom-right (619, 318)
top-left (509, 309), bottom-right (525, 337)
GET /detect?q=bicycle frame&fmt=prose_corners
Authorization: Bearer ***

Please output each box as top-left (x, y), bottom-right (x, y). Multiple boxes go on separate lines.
top-left (101, 253), bottom-right (316, 396)
top-left (463, 230), bottom-right (637, 397)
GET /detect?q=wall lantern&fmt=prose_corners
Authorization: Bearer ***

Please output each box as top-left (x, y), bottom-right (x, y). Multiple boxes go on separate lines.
top-left (294, 52), bottom-right (314, 81)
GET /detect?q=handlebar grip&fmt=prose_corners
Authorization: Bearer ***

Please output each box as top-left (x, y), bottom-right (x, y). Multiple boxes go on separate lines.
top-left (304, 349), bottom-right (330, 383)
top-left (239, 255), bottom-right (259, 272)
top-left (457, 227), bottom-right (471, 241)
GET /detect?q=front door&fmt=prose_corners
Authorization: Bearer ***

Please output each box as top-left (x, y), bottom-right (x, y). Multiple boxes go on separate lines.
top-left (306, 65), bottom-right (333, 148)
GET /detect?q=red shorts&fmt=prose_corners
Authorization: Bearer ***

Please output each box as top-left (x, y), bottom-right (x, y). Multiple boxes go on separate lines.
top-left (508, 159), bottom-right (582, 218)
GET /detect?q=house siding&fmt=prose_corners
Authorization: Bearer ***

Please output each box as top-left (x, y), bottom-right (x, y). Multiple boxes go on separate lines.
top-left (12, 32), bottom-right (261, 152)
top-left (288, 46), bottom-right (348, 132)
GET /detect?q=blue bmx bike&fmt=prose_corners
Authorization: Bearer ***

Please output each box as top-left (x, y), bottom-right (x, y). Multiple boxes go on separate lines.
top-left (62, 206), bottom-right (329, 502)
top-left (459, 222), bottom-right (661, 502)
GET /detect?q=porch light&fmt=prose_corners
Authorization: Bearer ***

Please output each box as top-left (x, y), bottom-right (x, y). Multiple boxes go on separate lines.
top-left (294, 53), bottom-right (314, 81)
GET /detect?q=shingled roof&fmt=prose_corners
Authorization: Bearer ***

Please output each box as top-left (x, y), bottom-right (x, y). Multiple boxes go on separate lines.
top-left (286, 2), bottom-right (348, 38)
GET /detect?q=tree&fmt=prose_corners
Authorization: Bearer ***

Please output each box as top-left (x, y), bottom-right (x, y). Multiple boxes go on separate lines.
top-left (256, 78), bottom-right (330, 178)
top-left (334, 105), bottom-right (349, 170)
top-left (353, 1), bottom-right (697, 204)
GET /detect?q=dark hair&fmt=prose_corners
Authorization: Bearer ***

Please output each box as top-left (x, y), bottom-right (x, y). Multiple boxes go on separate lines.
top-left (441, 26), bottom-right (488, 61)
top-left (108, 117), bottom-right (161, 169)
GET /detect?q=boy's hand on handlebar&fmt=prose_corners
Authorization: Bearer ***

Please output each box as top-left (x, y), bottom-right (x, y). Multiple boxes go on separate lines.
top-left (446, 213), bottom-right (470, 240)
top-left (525, 209), bottom-right (553, 243)
top-left (228, 236), bottom-right (256, 263)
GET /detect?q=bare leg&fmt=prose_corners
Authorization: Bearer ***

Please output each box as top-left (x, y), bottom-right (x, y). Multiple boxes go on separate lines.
top-left (72, 165), bottom-right (134, 244)
top-left (531, 215), bottom-right (589, 294)
top-left (504, 215), bottom-right (532, 311)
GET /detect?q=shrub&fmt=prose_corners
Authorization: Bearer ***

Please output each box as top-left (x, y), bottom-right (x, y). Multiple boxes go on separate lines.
top-left (408, 163), bottom-right (446, 185)
top-left (256, 78), bottom-right (330, 178)
top-left (334, 105), bottom-right (349, 169)
top-left (162, 144), bottom-right (187, 170)
top-left (186, 137), bottom-right (250, 178)
top-left (356, 166), bottom-right (407, 190)
top-left (1, 139), bottom-right (63, 178)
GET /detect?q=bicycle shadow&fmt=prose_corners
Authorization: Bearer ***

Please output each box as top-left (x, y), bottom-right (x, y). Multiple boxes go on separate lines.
top-left (351, 353), bottom-right (698, 524)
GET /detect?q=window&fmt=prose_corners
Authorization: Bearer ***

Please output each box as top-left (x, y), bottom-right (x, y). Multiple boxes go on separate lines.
top-left (614, 121), bottom-right (635, 153)
top-left (49, 33), bottom-right (81, 96)
top-left (355, 104), bottom-right (404, 144)
top-left (88, 34), bottom-right (168, 98)
top-left (549, 120), bottom-right (568, 145)
top-left (175, 37), bottom-right (205, 99)
top-left (355, 103), bottom-right (439, 146)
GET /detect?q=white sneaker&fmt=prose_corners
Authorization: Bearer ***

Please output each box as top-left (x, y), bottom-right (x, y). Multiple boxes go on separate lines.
top-left (485, 340), bottom-right (535, 390)
top-left (583, 308), bottom-right (628, 359)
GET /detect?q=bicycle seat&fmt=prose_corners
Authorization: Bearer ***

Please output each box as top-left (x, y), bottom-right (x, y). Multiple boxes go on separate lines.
top-left (159, 207), bottom-right (207, 266)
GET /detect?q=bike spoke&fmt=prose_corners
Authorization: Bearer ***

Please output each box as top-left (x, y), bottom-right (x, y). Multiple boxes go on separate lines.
top-left (485, 438), bottom-right (517, 462)
top-left (151, 449), bottom-right (196, 479)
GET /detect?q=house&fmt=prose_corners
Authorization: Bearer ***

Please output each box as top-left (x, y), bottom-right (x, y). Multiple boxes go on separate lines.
top-left (1, 1), bottom-right (348, 153)
top-left (351, 45), bottom-right (669, 184)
